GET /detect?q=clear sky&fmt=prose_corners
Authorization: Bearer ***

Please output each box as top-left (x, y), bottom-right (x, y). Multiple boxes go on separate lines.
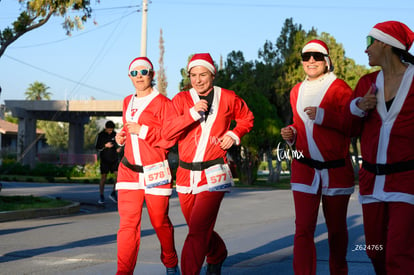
top-left (1, 0), bottom-right (413, 104)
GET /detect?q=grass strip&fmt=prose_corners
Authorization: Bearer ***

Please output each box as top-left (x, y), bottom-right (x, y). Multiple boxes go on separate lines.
top-left (0, 195), bottom-right (71, 211)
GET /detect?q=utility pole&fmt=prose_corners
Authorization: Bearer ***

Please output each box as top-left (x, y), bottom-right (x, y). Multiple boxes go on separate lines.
top-left (140, 0), bottom-right (148, 57)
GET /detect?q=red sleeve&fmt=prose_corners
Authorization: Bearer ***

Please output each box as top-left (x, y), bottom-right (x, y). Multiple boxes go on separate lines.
top-left (320, 79), bottom-right (354, 134)
top-left (141, 95), bottom-right (177, 149)
top-left (161, 92), bottom-right (201, 142)
top-left (289, 84), bottom-right (300, 131)
top-left (341, 72), bottom-right (380, 137)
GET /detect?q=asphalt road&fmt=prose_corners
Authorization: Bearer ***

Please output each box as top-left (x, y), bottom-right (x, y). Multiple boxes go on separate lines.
top-left (0, 182), bottom-right (375, 274)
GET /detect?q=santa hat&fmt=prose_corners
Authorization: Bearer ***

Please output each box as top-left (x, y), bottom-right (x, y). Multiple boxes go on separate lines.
top-left (187, 53), bottom-right (216, 75)
top-left (368, 21), bottom-right (414, 51)
top-left (302, 39), bottom-right (333, 72)
top-left (128, 57), bottom-right (153, 74)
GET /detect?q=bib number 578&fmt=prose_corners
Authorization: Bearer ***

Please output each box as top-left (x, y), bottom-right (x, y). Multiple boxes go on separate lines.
top-left (148, 171), bottom-right (165, 181)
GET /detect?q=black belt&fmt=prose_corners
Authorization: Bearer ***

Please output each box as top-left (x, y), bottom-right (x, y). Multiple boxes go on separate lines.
top-left (362, 159), bottom-right (414, 175)
top-left (179, 158), bottom-right (224, 171)
top-left (296, 157), bottom-right (345, 170)
top-left (121, 157), bottom-right (144, 173)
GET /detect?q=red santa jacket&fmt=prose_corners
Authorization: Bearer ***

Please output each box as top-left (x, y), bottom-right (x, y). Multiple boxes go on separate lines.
top-left (116, 90), bottom-right (176, 196)
top-left (289, 73), bottom-right (354, 195)
top-left (348, 65), bottom-right (414, 205)
top-left (163, 86), bottom-right (254, 194)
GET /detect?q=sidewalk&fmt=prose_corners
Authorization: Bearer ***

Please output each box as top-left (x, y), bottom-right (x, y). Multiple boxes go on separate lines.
top-left (0, 182), bottom-right (375, 274)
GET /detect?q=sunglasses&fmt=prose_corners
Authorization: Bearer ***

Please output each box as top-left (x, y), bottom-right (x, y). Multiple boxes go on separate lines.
top-left (366, 36), bottom-right (376, 49)
top-left (301, 52), bottom-right (327, 62)
top-left (130, 69), bottom-right (151, 77)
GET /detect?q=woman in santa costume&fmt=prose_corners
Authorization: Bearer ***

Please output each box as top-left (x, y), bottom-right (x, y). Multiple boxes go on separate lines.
top-left (163, 53), bottom-right (254, 275)
top-left (115, 57), bottom-right (179, 275)
top-left (281, 39), bottom-right (354, 275)
top-left (348, 21), bottom-right (414, 274)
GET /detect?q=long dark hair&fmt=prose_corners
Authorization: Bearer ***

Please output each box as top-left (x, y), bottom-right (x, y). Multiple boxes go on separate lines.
top-left (392, 47), bottom-right (414, 65)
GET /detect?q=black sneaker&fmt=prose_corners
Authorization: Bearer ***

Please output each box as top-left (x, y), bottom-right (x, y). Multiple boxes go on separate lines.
top-left (206, 261), bottom-right (223, 275)
top-left (109, 191), bottom-right (117, 203)
top-left (98, 195), bottom-right (105, 204)
top-left (166, 266), bottom-right (180, 275)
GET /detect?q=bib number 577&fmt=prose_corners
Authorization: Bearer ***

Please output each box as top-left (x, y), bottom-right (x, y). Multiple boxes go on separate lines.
top-left (205, 164), bottom-right (234, 191)
top-left (208, 173), bottom-right (227, 184)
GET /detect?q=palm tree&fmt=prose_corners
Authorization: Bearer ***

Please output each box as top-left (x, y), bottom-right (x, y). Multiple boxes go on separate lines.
top-left (25, 81), bottom-right (52, 100)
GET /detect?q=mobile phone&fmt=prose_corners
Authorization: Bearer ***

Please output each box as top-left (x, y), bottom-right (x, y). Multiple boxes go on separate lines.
top-left (370, 82), bottom-right (378, 95)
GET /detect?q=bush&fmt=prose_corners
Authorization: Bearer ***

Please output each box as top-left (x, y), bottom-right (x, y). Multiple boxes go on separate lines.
top-left (84, 161), bottom-right (100, 177)
top-left (32, 163), bottom-right (65, 177)
top-left (0, 160), bottom-right (101, 179)
top-left (0, 160), bottom-right (31, 175)
top-left (259, 161), bottom-right (268, 170)
top-left (68, 165), bottom-right (85, 178)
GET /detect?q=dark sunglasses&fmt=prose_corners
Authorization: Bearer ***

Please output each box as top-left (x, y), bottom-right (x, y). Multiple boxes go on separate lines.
top-left (301, 52), bottom-right (327, 62)
top-left (130, 69), bottom-right (151, 77)
top-left (366, 36), bottom-right (376, 49)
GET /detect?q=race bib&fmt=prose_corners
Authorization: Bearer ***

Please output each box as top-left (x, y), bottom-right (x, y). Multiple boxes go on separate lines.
top-left (205, 164), bottom-right (234, 191)
top-left (143, 160), bottom-right (171, 188)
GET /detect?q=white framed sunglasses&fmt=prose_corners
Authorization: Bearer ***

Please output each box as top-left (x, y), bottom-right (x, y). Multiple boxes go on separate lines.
top-left (130, 69), bottom-right (151, 77)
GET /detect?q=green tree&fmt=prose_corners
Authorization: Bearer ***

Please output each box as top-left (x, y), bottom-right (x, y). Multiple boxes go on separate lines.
top-left (83, 116), bottom-right (99, 151)
top-left (4, 111), bottom-right (18, 124)
top-left (178, 55), bottom-right (194, 92)
top-left (38, 116), bottom-right (99, 151)
top-left (38, 120), bottom-right (68, 149)
top-left (24, 81), bottom-right (51, 100)
top-left (0, 0), bottom-right (94, 58)
top-left (271, 19), bottom-right (310, 125)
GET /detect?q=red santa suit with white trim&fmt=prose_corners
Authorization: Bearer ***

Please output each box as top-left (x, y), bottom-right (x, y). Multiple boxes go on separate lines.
top-left (163, 53), bottom-right (254, 275)
top-left (115, 57), bottom-right (179, 275)
top-left (346, 20), bottom-right (414, 275)
top-left (289, 76), bottom-right (355, 195)
top-left (350, 69), bottom-right (414, 204)
top-left (165, 86), bottom-right (253, 194)
top-left (282, 39), bottom-right (354, 275)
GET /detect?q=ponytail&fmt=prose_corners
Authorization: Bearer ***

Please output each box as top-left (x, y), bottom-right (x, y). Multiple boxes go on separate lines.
top-left (392, 47), bottom-right (414, 65)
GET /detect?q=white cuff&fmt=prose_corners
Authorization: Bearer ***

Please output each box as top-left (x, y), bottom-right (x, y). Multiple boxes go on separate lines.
top-left (314, 107), bottom-right (324, 125)
top-left (139, 125), bottom-right (149, 139)
top-left (190, 107), bottom-right (202, 121)
top-left (286, 126), bottom-right (297, 146)
top-left (350, 97), bottom-right (366, 117)
top-left (226, 131), bottom-right (240, 145)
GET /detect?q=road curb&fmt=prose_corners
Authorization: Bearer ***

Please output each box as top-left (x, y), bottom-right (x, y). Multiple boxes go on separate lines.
top-left (0, 201), bottom-right (80, 222)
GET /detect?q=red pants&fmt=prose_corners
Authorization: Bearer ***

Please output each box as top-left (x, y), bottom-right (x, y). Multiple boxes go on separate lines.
top-left (178, 191), bottom-right (228, 275)
top-left (362, 201), bottom-right (414, 275)
top-left (293, 190), bottom-right (350, 275)
top-left (116, 190), bottom-right (178, 275)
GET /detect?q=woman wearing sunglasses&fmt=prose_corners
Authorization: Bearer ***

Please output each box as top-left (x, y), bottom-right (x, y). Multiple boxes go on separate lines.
top-left (281, 39), bottom-right (354, 275)
top-left (115, 57), bottom-right (180, 275)
top-left (347, 21), bottom-right (414, 274)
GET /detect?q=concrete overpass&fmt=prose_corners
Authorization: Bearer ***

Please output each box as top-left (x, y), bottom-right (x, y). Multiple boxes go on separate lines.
top-left (5, 100), bottom-right (122, 167)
